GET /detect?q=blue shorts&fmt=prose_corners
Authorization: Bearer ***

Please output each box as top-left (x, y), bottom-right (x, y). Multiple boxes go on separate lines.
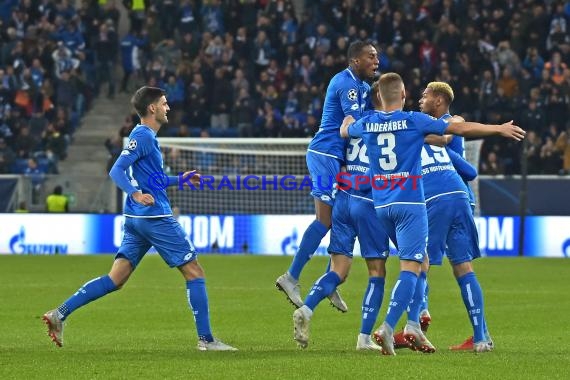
top-left (306, 151), bottom-right (341, 206)
top-left (375, 204), bottom-right (428, 263)
top-left (426, 196), bottom-right (481, 266)
top-left (328, 190), bottom-right (389, 259)
top-left (116, 216), bottom-right (196, 268)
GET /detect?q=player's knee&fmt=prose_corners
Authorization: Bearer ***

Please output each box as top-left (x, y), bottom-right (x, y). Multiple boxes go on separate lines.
top-left (178, 260), bottom-right (205, 280)
top-left (452, 261), bottom-right (473, 277)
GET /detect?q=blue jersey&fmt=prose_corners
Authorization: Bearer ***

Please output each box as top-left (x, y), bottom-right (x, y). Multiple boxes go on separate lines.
top-left (309, 68), bottom-right (371, 160)
top-left (421, 144), bottom-right (469, 202)
top-left (116, 125), bottom-right (173, 217)
top-left (348, 110), bottom-right (448, 207)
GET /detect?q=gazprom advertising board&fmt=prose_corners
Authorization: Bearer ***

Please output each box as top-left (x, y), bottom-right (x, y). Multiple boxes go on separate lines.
top-left (0, 214), bottom-right (568, 257)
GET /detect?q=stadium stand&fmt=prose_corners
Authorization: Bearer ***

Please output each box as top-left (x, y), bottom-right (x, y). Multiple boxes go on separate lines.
top-left (2, 1), bottom-right (569, 177)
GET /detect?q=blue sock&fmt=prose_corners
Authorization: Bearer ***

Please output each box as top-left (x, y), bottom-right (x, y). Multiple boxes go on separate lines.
top-left (385, 271), bottom-right (418, 330)
top-left (407, 271), bottom-right (427, 323)
top-left (457, 272), bottom-right (486, 342)
top-left (304, 271), bottom-right (341, 311)
top-left (186, 278), bottom-right (213, 343)
top-left (288, 220), bottom-right (329, 280)
top-left (57, 275), bottom-right (117, 321)
top-left (360, 276), bottom-right (385, 335)
top-left (421, 282), bottom-right (429, 311)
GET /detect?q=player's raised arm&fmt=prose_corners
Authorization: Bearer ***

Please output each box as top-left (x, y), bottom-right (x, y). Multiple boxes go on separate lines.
top-left (445, 120), bottom-right (526, 141)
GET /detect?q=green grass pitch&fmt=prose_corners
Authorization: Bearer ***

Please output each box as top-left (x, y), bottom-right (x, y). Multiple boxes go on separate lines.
top-left (1, 255), bottom-right (569, 379)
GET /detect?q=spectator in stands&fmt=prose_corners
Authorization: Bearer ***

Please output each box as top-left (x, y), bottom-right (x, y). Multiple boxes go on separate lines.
top-left (24, 157), bottom-right (45, 204)
top-left (526, 131), bottom-right (544, 174)
top-left (481, 151), bottom-right (505, 175)
top-left (555, 124), bottom-right (570, 174)
top-left (46, 185), bottom-right (68, 212)
top-left (521, 100), bottom-right (547, 134)
top-left (94, 20), bottom-right (118, 98)
top-left (0, 137), bottom-right (15, 173)
top-left (14, 126), bottom-right (37, 158)
top-left (210, 67), bottom-right (232, 129)
top-left (254, 101), bottom-right (282, 137)
top-left (185, 72), bottom-right (208, 127)
top-left (541, 136), bottom-right (562, 173)
top-left (544, 51), bottom-right (567, 85)
top-left (232, 88), bottom-right (254, 137)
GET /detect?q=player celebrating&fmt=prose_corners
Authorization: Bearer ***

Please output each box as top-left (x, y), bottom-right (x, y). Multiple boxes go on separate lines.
top-left (42, 86), bottom-right (236, 351)
top-left (292, 82), bottom-right (390, 350)
top-left (276, 40), bottom-right (379, 311)
top-left (341, 73), bottom-right (525, 355)
top-left (419, 82), bottom-right (493, 352)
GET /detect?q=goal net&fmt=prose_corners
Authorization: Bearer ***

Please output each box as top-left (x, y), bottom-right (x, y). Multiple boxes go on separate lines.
top-left (158, 138), bottom-right (313, 215)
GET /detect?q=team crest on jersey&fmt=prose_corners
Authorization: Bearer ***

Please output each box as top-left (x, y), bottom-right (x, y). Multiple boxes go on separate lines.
top-left (347, 88), bottom-right (358, 101)
top-left (127, 139), bottom-right (137, 150)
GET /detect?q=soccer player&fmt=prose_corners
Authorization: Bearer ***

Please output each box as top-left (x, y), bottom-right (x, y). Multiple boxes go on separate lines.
top-left (414, 85), bottom-right (479, 334)
top-left (276, 40), bottom-right (379, 311)
top-left (418, 82), bottom-right (493, 352)
top-left (292, 82), bottom-right (390, 350)
top-left (340, 73), bottom-right (525, 355)
top-left (42, 86), bottom-right (237, 351)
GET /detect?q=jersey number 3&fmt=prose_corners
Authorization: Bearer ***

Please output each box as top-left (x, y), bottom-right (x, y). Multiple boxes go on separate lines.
top-left (377, 133), bottom-right (397, 170)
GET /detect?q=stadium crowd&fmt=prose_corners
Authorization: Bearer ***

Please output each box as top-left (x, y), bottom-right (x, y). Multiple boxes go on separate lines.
top-left (2, 1), bottom-right (570, 176)
top-left (0, 0), bottom-right (124, 177)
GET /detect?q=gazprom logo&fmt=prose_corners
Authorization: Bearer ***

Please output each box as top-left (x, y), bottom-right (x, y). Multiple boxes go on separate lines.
top-left (475, 217), bottom-right (514, 251)
top-left (9, 227), bottom-right (69, 254)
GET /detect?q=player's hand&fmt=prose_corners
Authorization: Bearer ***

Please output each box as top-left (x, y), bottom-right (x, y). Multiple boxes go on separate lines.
top-left (132, 191), bottom-right (155, 206)
top-left (499, 120), bottom-right (526, 141)
top-left (181, 170), bottom-right (201, 187)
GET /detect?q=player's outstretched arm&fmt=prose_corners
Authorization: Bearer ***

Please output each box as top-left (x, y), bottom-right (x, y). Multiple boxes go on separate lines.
top-left (340, 115), bottom-right (356, 138)
top-left (445, 120), bottom-right (526, 141)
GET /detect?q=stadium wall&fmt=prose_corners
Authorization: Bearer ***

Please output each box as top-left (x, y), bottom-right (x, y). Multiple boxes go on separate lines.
top-left (0, 214), bottom-right (568, 258)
